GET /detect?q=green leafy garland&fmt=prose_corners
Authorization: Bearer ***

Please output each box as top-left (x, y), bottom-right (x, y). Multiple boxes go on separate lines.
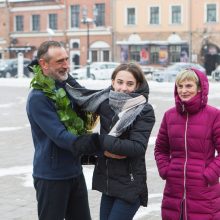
top-left (30, 65), bottom-right (86, 135)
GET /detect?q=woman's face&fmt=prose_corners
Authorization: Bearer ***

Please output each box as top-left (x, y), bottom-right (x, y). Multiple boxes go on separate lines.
top-left (177, 79), bottom-right (200, 101)
top-left (112, 70), bottom-right (138, 93)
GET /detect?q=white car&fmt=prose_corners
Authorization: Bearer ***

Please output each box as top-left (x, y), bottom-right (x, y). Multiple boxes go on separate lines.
top-left (152, 62), bottom-right (206, 82)
top-left (70, 62), bottom-right (120, 80)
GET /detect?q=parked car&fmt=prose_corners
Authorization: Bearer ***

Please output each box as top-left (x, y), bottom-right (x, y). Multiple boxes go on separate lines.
top-left (211, 65), bottom-right (220, 81)
top-left (141, 65), bottom-right (165, 75)
top-left (152, 62), bottom-right (206, 82)
top-left (0, 58), bottom-right (33, 78)
top-left (70, 62), bottom-right (120, 80)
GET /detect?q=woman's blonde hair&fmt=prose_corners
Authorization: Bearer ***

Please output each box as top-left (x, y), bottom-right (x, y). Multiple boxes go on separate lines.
top-left (175, 69), bottom-right (200, 88)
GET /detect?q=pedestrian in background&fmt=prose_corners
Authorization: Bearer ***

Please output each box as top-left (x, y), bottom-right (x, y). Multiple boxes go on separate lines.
top-left (155, 68), bottom-right (220, 219)
top-left (26, 40), bottom-right (99, 220)
top-left (66, 62), bottom-right (155, 220)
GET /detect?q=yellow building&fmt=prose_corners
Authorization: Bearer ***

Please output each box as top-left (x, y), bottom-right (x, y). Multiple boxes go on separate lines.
top-left (112, 0), bottom-right (220, 75)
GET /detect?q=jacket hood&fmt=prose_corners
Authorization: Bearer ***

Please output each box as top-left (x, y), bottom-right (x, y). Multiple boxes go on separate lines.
top-left (135, 80), bottom-right (149, 102)
top-left (174, 67), bottom-right (209, 114)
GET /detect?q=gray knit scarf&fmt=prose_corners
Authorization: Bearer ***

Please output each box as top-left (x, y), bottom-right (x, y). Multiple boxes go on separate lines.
top-left (66, 84), bottom-right (146, 137)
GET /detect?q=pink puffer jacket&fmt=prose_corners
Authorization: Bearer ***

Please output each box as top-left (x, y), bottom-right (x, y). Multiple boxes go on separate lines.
top-left (155, 68), bottom-right (220, 220)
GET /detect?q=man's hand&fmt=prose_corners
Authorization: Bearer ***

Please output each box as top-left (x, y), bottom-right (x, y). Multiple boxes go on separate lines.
top-left (104, 151), bottom-right (126, 159)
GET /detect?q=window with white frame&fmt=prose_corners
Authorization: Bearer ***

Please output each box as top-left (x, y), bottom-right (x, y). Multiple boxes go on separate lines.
top-left (95, 3), bottom-right (105, 26)
top-left (49, 14), bottom-right (58, 30)
top-left (72, 42), bottom-right (79, 49)
top-left (15, 15), bottom-right (24, 31)
top-left (206, 4), bottom-right (217, 23)
top-left (150, 6), bottom-right (159, 25)
top-left (127, 7), bottom-right (136, 25)
top-left (70, 5), bottom-right (80, 28)
top-left (32, 15), bottom-right (40, 31)
top-left (171, 5), bottom-right (181, 24)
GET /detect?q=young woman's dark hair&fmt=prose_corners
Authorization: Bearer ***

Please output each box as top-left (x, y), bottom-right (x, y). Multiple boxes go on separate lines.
top-left (111, 62), bottom-right (146, 86)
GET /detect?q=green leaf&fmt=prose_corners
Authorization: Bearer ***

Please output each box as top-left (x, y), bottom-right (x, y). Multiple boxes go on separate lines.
top-left (56, 88), bottom-right (66, 98)
top-left (30, 64), bottom-right (87, 135)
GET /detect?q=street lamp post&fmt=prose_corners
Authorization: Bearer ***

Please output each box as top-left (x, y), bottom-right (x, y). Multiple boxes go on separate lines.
top-left (82, 6), bottom-right (97, 78)
top-left (86, 21), bottom-right (90, 76)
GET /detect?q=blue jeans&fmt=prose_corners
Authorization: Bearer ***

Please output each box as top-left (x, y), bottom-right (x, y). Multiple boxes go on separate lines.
top-left (100, 194), bottom-right (140, 220)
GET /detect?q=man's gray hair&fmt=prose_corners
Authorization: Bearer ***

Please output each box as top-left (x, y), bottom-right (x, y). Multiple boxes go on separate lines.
top-left (37, 41), bottom-right (64, 61)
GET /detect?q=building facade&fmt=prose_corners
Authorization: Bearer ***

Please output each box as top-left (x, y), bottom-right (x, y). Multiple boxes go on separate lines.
top-left (113, 0), bottom-right (220, 74)
top-left (0, 0), bottom-right (113, 70)
top-left (0, 0), bottom-right (220, 74)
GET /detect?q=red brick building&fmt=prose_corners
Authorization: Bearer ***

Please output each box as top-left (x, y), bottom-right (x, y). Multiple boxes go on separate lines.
top-left (0, 0), bottom-right (113, 70)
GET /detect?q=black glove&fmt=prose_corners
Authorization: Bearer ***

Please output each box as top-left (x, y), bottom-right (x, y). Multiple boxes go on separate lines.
top-left (71, 133), bottom-right (100, 156)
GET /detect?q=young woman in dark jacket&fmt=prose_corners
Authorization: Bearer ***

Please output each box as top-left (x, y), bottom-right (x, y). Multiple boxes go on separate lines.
top-left (66, 63), bottom-right (155, 220)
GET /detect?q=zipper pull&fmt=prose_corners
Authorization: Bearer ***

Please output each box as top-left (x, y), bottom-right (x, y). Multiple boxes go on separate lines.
top-left (130, 173), bottom-right (134, 181)
top-left (182, 104), bottom-right (185, 112)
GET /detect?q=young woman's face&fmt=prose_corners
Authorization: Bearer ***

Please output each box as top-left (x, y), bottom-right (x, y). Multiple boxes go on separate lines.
top-left (112, 70), bottom-right (138, 93)
top-left (177, 79), bottom-right (199, 101)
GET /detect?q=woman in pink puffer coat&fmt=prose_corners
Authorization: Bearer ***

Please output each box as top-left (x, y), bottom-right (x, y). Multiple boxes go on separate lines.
top-left (155, 68), bottom-right (220, 220)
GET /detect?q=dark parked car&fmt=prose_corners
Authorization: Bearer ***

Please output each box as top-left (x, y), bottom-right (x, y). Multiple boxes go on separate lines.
top-left (0, 58), bottom-right (33, 78)
top-left (211, 65), bottom-right (220, 81)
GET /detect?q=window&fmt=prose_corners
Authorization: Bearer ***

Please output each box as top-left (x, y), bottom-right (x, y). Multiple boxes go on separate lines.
top-left (15, 15), bottom-right (24, 31)
top-left (169, 45), bottom-right (181, 62)
top-left (95, 3), bottom-right (105, 26)
top-left (206, 4), bottom-right (217, 22)
top-left (130, 45), bottom-right (141, 61)
top-left (72, 42), bottom-right (79, 49)
top-left (150, 46), bottom-right (160, 64)
top-left (103, 50), bottom-right (110, 61)
top-left (70, 5), bottom-right (80, 28)
top-left (171, 5), bottom-right (181, 24)
top-left (49, 14), bottom-right (57, 30)
top-left (32, 15), bottom-right (40, 31)
top-left (150, 7), bottom-right (159, 25)
top-left (127, 8), bottom-right (135, 25)
top-left (91, 50), bottom-right (98, 62)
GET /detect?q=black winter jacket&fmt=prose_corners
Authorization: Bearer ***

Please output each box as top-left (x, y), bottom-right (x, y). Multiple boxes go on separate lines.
top-left (93, 99), bottom-right (155, 206)
top-left (65, 75), bottom-right (155, 206)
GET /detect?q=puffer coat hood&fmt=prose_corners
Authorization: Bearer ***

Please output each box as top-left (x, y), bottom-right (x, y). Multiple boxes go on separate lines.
top-left (174, 68), bottom-right (209, 114)
top-left (155, 68), bottom-right (220, 220)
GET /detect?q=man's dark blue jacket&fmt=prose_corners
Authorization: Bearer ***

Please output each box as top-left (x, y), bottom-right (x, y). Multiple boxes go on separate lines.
top-left (26, 81), bottom-right (81, 180)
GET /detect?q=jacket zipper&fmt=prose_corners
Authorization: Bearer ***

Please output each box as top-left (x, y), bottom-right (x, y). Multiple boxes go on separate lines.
top-left (129, 163), bottom-right (134, 182)
top-left (182, 113), bottom-right (188, 220)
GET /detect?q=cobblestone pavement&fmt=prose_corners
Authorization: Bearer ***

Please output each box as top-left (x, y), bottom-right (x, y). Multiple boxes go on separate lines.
top-left (1, 79), bottom-right (219, 220)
